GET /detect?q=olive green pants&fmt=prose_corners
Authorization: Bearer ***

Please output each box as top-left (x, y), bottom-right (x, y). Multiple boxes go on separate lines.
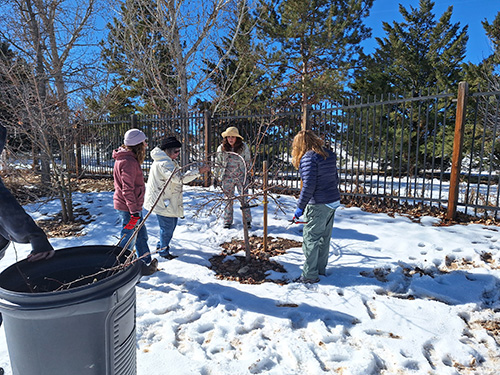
top-left (301, 204), bottom-right (336, 280)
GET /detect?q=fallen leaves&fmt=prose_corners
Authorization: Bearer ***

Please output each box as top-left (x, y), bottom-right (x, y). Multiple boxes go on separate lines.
top-left (210, 236), bottom-right (302, 285)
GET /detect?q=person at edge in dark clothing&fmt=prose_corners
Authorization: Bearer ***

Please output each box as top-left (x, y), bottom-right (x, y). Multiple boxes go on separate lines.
top-left (0, 124), bottom-right (55, 374)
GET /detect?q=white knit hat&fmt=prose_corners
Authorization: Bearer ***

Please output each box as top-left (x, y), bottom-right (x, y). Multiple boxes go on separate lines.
top-left (124, 129), bottom-right (146, 146)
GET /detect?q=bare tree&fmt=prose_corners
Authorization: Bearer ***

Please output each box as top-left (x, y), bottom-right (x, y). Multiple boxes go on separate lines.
top-left (0, 0), bottom-right (104, 222)
top-left (107, 0), bottom-right (249, 115)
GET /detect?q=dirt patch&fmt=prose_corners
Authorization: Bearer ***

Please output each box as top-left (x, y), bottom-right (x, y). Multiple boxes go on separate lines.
top-left (76, 178), bottom-right (114, 192)
top-left (36, 207), bottom-right (94, 237)
top-left (3, 174), bottom-right (111, 237)
top-left (478, 320), bottom-right (500, 346)
top-left (343, 196), bottom-right (500, 226)
top-left (209, 236), bottom-right (302, 285)
top-left (2, 169), bottom-right (51, 205)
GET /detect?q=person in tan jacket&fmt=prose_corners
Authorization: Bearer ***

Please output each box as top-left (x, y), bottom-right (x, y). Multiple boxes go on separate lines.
top-left (144, 136), bottom-right (209, 259)
top-left (214, 127), bottom-right (252, 229)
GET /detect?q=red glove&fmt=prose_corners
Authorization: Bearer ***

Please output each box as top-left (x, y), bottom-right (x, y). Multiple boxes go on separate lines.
top-left (124, 213), bottom-right (140, 230)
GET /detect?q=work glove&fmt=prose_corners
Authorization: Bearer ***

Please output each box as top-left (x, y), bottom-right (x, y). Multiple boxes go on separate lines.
top-left (124, 213), bottom-right (141, 230)
top-left (294, 207), bottom-right (303, 219)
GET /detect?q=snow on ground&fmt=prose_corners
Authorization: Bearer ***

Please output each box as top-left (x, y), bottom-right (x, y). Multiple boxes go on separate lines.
top-left (1, 186), bottom-right (500, 374)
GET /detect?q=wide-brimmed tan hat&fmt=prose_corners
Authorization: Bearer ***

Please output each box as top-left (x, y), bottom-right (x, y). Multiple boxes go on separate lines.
top-left (221, 126), bottom-right (243, 139)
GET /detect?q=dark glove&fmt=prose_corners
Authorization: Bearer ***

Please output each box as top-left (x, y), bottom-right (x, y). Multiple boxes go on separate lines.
top-left (124, 213), bottom-right (140, 230)
top-left (294, 207), bottom-right (303, 219)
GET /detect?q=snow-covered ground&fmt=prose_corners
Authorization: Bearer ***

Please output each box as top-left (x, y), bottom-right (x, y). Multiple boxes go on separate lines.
top-left (1, 186), bottom-right (500, 374)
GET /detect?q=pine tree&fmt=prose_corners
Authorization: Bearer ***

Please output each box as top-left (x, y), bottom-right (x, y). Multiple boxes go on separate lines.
top-left (98, 0), bottom-right (178, 116)
top-left (462, 12), bottom-right (500, 170)
top-left (463, 11), bottom-right (500, 89)
top-left (349, 1), bottom-right (469, 175)
top-left (203, 1), bottom-right (269, 112)
top-left (256, 0), bottom-right (373, 109)
top-left (352, 0), bottom-right (468, 96)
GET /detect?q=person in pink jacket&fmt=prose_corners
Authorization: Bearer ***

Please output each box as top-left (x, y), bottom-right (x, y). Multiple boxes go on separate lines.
top-left (113, 128), bottom-right (157, 276)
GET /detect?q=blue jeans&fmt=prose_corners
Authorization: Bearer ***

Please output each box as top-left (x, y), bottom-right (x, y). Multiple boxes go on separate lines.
top-left (116, 210), bottom-right (151, 264)
top-left (156, 214), bottom-right (178, 256)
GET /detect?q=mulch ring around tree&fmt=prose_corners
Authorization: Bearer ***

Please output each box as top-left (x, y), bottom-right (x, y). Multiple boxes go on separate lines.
top-left (209, 236), bottom-right (302, 285)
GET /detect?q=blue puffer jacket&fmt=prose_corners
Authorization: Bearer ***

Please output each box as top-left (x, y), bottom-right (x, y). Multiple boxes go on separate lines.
top-left (297, 148), bottom-right (340, 210)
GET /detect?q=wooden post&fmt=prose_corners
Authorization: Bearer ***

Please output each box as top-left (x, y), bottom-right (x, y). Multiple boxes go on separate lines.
top-left (263, 161), bottom-right (268, 253)
top-left (203, 110), bottom-right (211, 187)
top-left (447, 81), bottom-right (468, 220)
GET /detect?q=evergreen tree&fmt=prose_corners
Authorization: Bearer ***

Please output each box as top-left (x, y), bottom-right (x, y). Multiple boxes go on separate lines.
top-left (352, 0), bottom-right (468, 96)
top-left (463, 11), bottom-right (500, 89)
top-left (462, 12), bottom-right (500, 171)
top-left (98, 0), bottom-right (178, 116)
top-left (203, 1), bottom-right (269, 112)
top-left (256, 0), bottom-right (373, 109)
top-left (349, 1), bottom-right (469, 175)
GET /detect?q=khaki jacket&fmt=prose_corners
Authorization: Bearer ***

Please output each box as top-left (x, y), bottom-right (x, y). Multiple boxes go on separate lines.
top-left (214, 143), bottom-right (251, 180)
top-left (144, 147), bottom-right (200, 217)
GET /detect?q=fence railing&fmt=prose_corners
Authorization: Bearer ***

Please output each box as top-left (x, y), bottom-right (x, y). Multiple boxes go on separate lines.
top-left (77, 82), bottom-right (500, 220)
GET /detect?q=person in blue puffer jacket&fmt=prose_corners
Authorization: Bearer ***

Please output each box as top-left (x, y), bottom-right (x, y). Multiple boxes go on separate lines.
top-left (291, 130), bottom-right (341, 283)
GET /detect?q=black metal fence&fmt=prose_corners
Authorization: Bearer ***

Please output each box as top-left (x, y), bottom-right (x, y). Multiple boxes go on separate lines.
top-left (78, 83), bottom-right (500, 219)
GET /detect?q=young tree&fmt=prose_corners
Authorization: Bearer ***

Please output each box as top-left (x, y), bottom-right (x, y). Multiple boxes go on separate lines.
top-left (256, 0), bottom-right (374, 110)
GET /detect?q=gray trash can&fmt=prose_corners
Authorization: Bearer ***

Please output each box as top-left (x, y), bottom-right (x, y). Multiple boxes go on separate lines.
top-left (0, 245), bottom-right (141, 375)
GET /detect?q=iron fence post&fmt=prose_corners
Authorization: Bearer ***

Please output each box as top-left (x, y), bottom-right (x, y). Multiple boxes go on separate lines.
top-left (204, 110), bottom-right (211, 187)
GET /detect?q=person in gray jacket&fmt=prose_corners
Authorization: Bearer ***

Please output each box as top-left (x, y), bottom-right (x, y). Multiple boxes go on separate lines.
top-left (291, 130), bottom-right (340, 283)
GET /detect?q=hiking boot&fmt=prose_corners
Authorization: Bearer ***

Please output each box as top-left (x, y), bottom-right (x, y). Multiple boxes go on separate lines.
top-left (158, 246), bottom-right (170, 257)
top-left (141, 258), bottom-right (158, 276)
top-left (295, 275), bottom-right (320, 284)
top-left (161, 253), bottom-right (178, 260)
top-left (223, 223), bottom-right (232, 229)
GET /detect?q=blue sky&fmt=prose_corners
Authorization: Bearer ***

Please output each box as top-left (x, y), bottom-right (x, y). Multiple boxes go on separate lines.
top-left (363, 0), bottom-right (499, 64)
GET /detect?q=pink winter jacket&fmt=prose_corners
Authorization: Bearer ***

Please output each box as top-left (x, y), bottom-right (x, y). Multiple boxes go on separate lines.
top-left (113, 147), bottom-right (146, 214)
